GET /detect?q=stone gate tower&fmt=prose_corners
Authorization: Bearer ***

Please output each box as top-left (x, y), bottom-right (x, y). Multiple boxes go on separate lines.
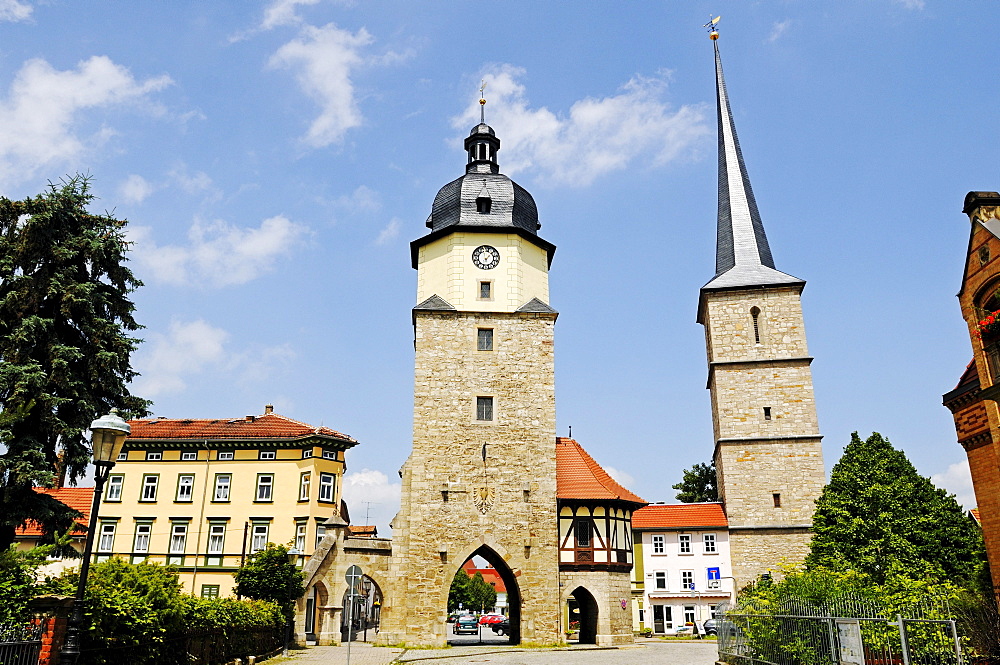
top-left (378, 120), bottom-right (562, 645)
top-left (697, 32), bottom-right (825, 585)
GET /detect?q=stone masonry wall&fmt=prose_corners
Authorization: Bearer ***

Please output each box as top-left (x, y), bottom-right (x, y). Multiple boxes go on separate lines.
top-left (379, 309), bottom-right (561, 646)
top-left (728, 528), bottom-right (812, 587)
top-left (559, 570), bottom-right (634, 646)
top-left (705, 287), bottom-right (809, 364)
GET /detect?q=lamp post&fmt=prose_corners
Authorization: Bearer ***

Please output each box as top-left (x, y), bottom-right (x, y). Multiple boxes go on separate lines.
top-left (283, 546), bottom-right (303, 655)
top-left (60, 410), bottom-right (131, 665)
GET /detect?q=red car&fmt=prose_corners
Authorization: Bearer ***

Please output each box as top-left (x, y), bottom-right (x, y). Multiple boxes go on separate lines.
top-left (478, 614), bottom-right (505, 625)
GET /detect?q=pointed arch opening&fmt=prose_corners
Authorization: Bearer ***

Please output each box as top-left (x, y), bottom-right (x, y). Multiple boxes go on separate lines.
top-left (446, 545), bottom-right (521, 646)
top-left (567, 586), bottom-right (598, 644)
top-left (340, 575), bottom-right (383, 643)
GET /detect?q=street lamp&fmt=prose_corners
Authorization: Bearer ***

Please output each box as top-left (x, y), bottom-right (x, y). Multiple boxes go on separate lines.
top-left (60, 410), bottom-right (130, 665)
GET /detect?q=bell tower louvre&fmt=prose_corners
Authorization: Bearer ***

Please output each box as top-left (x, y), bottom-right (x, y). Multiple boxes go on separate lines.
top-left (697, 24), bottom-right (826, 585)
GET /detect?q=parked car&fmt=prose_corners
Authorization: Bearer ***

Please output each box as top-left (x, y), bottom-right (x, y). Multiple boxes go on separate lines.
top-left (492, 619), bottom-right (510, 636)
top-left (479, 614), bottom-right (505, 625)
top-left (453, 615), bottom-right (479, 635)
top-left (703, 619), bottom-right (717, 635)
top-left (446, 613), bottom-right (458, 623)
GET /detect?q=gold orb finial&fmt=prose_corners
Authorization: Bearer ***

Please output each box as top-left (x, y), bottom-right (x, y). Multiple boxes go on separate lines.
top-left (704, 15), bottom-right (721, 40)
top-left (710, 30), bottom-right (719, 40)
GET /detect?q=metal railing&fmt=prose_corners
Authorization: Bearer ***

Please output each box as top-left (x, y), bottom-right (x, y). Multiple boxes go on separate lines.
top-left (717, 593), bottom-right (964, 665)
top-left (78, 625), bottom-right (284, 665)
top-left (0, 623), bottom-right (43, 665)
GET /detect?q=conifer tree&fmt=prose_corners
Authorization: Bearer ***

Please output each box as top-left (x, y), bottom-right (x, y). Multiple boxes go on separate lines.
top-left (806, 431), bottom-right (985, 585)
top-left (0, 176), bottom-right (150, 551)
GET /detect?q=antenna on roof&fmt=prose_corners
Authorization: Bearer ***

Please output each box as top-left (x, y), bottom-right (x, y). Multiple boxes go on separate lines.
top-left (479, 79), bottom-right (487, 124)
top-left (568, 425), bottom-right (572, 438)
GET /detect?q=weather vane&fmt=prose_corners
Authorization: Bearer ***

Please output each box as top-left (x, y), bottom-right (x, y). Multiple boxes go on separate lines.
top-left (704, 15), bottom-right (721, 40)
top-left (479, 79), bottom-right (487, 124)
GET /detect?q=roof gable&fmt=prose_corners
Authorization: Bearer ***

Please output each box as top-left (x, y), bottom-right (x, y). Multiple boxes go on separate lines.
top-left (555, 437), bottom-right (645, 504)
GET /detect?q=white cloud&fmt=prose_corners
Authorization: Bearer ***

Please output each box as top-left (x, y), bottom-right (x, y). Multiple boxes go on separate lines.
top-left (452, 65), bottom-right (709, 187)
top-left (931, 459), bottom-right (977, 510)
top-left (604, 466), bottom-right (635, 489)
top-left (0, 0), bottom-right (32, 22)
top-left (375, 217), bottom-right (400, 245)
top-left (119, 174), bottom-right (154, 204)
top-left (0, 56), bottom-right (171, 188)
top-left (342, 467), bottom-right (401, 536)
top-left (895, 0), bottom-right (925, 9)
top-left (335, 185), bottom-right (381, 213)
top-left (133, 319), bottom-right (229, 397)
top-left (130, 214), bottom-right (309, 287)
top-left (768, 20), bottom-right (792, 43)
top-left (261, 0), bottom-right (320, 30)
top-left (168, 165), bottom-right (216, 196)
top-left (269, 23), bottom-right (373, 147)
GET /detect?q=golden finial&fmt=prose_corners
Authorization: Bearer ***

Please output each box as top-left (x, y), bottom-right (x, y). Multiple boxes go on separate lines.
top-left (479, 79), bottom-right (488, 124)
top-left (704, 15), bottom-right (721, 40)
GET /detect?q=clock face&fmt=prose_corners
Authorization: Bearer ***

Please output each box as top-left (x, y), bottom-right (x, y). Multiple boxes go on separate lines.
top-left (472, 245), bottom-right (500, 270)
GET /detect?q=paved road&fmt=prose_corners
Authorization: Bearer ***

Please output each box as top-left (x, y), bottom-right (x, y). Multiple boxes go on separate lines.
top-left (287, 640), bottom-right (720, 665)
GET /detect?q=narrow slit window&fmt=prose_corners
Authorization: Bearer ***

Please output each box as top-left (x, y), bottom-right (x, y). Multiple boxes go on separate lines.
top-left (773, 493), bottom-right (782, 508)
top-left (750, 306), bottom-right (761, 344)
top-left (763, 406), bottom-right (772, 420)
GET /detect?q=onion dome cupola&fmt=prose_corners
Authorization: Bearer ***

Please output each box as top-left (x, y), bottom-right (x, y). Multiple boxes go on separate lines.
top-left (411, 119), bottom-right (556, 315)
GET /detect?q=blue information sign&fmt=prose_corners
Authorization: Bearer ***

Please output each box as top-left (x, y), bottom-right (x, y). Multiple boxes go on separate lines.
top-left (707, 567), bottom-right (721, 580)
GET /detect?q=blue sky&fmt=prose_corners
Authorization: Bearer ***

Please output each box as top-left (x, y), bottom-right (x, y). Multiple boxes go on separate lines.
top-left (2, 0), bottom-right (996, 535)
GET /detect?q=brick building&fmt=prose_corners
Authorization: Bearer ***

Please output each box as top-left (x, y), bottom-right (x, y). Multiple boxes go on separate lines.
top-left (943, 190), bottom-right (1000, 600)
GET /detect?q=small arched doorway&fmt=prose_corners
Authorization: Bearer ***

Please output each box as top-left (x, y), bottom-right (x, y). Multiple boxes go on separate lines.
top-left (340, 575), bottom-right (383, 642)
top-left (447, 545), bottom-right (521, 645)
top-left (304, 581), bottom-right (328, 643)
top-left (567, 586), bottom-right (598, 644)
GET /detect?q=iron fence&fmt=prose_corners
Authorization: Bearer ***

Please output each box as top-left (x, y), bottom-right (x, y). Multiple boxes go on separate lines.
top-left (78, 625), bottom-right (284, 665)
top-left (717, 593), bottom-right (964, 665)
top-left (0, 623), bottom-right (43, 665)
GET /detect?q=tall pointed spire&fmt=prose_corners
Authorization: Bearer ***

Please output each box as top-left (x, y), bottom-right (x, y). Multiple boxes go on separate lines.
top-left (703, 29), bottom-right (802, 291)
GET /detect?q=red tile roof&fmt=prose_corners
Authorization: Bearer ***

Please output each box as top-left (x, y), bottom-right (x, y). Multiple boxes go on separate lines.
top-left (632, 503), bottom-right (728, 529)
top-left (127, 412), bottom-right (356, 444)
top-left (347, 525), bottom-right (378, 538)
top-left (16, 487), bottom-right (93, 538)
top-left (971, 508), bottom-right (981, 525)
top-left (461, 561), bottom-right (507, 593)
top-left (555, 438), bottom-right (645, 505)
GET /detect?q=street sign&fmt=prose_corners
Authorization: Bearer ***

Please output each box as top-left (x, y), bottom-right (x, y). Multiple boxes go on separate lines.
top-left (346, 565), bottom-right (363, 593)
top-left (707, 567), bottom-right (720, 580)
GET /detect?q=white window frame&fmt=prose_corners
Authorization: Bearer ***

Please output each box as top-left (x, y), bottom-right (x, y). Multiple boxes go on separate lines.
top-left (703, 533), bottom-right (717, 554)
top-left (684, 605), bottom-right (696, 625)
top-left (299, 472), bottom-right (311, 501)
top-left (170, 524), bottom-right (188, 554)
top-left (679, 534), bottom-right (692, 554)
top-left (295, 523), bottom-right (307, 553)
top-left (315, 525), bottom-right (327, 548)
top-left (214, 474), bottom-right (231, 502)
top-left (146, 451), bottom-right (162, 461)
top-left (218, 451), bottom-right (234, 461)
top-left (207, 524), bottom-right (225, 555)
top-left (98, 523), bottom-right (116, 552)
top-left (181, 451), bottom-right (197, 461)
top-left (133, 523), bottom-right (151, 553)
top-left (654, 571), bottom-right (667, 590)
top-left (318, 473), bottom-right (335, 502)
top-left (116, 451), bottom-right (128, 461)
top-left (251, 524), bottom-right (268, 552)
top-left (176, 474), bottom-right (195, 502)
top-left (681, 570), bottom-right (694, 591)
top-left (302, 449), bottom-right (313, 459)
top-left (106, 475), bottom-right (124, 502)
top-left (652, 534), bottom-right (664, 554)
top-left (259, 450), bottom-right (276, 460)
top-left (322, 450), bottom-right (336, 460)
top-left (256, 474), bottom-right (274, 502)
top-left (141, 475), bottom-right (158, 501)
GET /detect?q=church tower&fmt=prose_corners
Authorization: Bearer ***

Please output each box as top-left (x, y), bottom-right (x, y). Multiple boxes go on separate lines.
top-left (379, 118), bottom-right (562, 645)
top-left (698, 29), bottom-right (825, 585)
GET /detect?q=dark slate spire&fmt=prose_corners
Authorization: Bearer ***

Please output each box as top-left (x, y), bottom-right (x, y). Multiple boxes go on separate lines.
top-left (703, 35), bottom-right (802, 291)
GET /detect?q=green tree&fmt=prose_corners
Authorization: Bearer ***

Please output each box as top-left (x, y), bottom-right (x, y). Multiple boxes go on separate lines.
top-left (672, 461), bottom-right (718, 503)
top-left (806, 431), bottom-right (985, 586)
top-left (468, 572), bottom-right (497, 613)
top-left (0, 543), bottom-right (59, 623)
top-left (233, 543), bottom-right (305, 619)
top-left (448, 569), bottom-right (473, 612)
top-left (0, 176), bottom-right (150, 551)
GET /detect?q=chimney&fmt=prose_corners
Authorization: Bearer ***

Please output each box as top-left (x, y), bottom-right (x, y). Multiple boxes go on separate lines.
top-left (264, 404), bottom-right (274, 414)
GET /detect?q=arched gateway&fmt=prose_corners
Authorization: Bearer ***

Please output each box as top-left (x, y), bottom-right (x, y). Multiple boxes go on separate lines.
top-left (299, 119), bottom-right (644, 647)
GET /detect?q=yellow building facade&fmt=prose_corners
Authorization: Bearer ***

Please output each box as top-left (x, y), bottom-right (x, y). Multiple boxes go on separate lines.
top-left (97, 405), bottom-right (357, 598)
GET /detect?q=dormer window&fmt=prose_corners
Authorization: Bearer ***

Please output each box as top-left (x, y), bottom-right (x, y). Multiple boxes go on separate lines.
top-left (476, 196), bottom-right (492, 214)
